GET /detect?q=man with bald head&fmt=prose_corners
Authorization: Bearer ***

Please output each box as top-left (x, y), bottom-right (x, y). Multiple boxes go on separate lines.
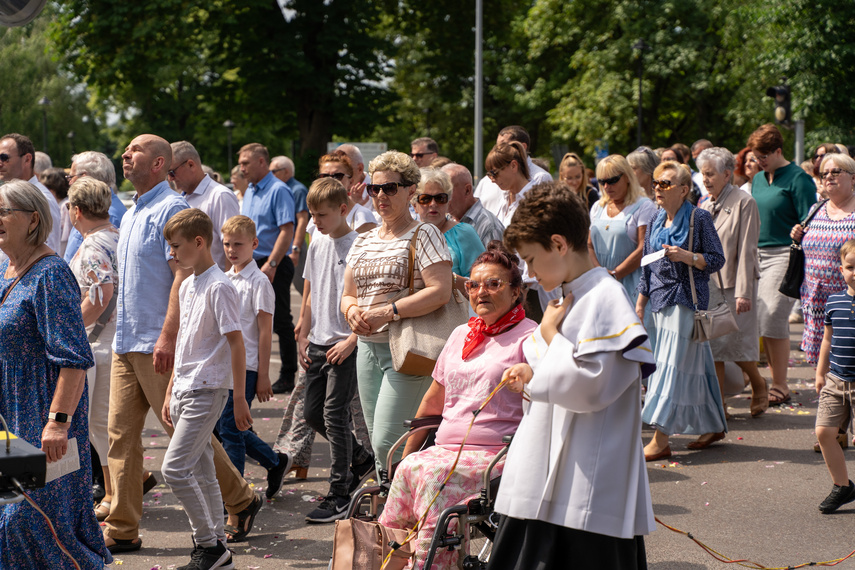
top-left (337, 144), bottom-right (371, 206)
top-left (270, 155), bottom-right (309, 292)
top-left (170, 140), bottom-right (240, 271)
top-left (443, 163), bottom-right (504, 247)
top-left (104, 135), bottom-right (260, 553)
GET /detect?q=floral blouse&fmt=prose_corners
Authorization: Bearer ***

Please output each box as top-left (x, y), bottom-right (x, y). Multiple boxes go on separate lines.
top-left (68, 226), bottom-right (120, 317)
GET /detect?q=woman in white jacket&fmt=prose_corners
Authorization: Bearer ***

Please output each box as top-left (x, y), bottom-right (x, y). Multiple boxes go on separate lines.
top-left (490, 182), bottom-right (656, 570)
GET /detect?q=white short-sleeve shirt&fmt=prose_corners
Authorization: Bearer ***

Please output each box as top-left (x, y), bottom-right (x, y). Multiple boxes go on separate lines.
top-left (226, 262), bottom-right (275, 372)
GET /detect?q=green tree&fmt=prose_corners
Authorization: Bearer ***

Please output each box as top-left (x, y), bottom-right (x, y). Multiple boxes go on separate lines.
top-left (0, 5), bottom-right (102, 167)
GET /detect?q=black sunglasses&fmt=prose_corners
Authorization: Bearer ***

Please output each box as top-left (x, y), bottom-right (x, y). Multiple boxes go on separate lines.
top-left (318, 172), bottom-right (347, 181)
top-left (652, 178), bottom-right (678, 190)
top-left (366, 182), bottom-right (408, 197)
top-left (411, 152), bottom-right (433, 159)
top-left (0, 153), bottom-right (17, 163)
top-left (596, 172), bottom-right (623, 186)
top-left (415, 193), bottom-right (449, 205)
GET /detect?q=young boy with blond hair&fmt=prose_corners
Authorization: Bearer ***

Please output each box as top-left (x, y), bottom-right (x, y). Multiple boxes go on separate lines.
top-left (220, 215), bottom-right (290, 499)
top-left (300, 178), bottom-right (374, 523)
top-left (161, 208), bottom-right (250, 570)
top-left (815, 238), bottom-right (855, 513)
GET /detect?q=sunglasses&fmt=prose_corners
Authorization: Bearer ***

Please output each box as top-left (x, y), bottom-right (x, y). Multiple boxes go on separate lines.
top-left (820, 168), bottom-right (852, 181)
top-left (486, 164), bottom-right (508, 179)
top-left (652, 178), bottom-right (678, 190)
top-left (318, 172), bottom-right (347, 181)
top-left (366, 182), bottom-right (407, 197)
top-left (464, 278), bottom-right (508, 294)
top-left (415, 193), bottom-right (449, 205)
top-left (168, 159), bottom-right (189, 178)
top-left (0, 153), bottom-right (18, 163)
top-left (596, 173), bottom-right (623, 186)
top-left (411, 152), bottom-right (434, 159)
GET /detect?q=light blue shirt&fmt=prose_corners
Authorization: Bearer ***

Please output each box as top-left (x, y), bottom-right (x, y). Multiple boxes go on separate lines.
top-left (285, 177), bottom-right (308, 213)
top-left (113, 181), bottom-right (188, 355)
top-left (64, 192), bottom-right (128, 262)
top-left (241, 172), bottom-right (295, 259)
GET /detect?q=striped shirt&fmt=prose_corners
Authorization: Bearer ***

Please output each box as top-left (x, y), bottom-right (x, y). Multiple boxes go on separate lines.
top-left (346, 222), bottom-right (451, 342)
top-left (824, 290), bottom-right (855, 381)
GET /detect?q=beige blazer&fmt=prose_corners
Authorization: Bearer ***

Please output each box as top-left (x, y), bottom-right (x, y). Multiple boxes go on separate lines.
top-left (700, 184), bottom-right (760, 300)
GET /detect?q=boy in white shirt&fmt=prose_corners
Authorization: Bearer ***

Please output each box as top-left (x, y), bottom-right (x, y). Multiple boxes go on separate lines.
top-left (161, 208), bottom-right (250, 570)
top-left (300, 178), bottom-right (374, 523)
top-left (219, 215), bottom-right (290, 499)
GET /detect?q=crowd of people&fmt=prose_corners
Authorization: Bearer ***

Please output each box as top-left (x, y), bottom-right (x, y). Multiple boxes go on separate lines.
top-left (1, 120), bottom-right (854, 570)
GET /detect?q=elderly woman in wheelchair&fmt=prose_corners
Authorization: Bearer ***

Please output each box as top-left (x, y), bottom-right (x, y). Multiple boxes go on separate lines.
top-left (373, 242), bottom-right (536, 569)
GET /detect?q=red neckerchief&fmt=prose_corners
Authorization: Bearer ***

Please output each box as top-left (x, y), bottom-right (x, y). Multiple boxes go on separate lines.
top-left (462, 303), bottom-right (525, 361)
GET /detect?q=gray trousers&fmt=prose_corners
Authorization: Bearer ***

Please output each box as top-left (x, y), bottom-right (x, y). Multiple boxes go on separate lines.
top-left (162, 388), bottom-right (230, 548)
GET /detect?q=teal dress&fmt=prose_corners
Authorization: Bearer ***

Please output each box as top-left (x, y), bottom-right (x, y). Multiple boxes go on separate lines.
top-left (444, 221), bottom-right (485, 277)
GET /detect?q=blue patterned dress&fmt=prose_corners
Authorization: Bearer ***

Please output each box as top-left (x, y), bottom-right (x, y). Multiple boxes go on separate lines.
top-left (801, 205), bottom-right (855, 364)
top-left (0, 255), bottom-right (111, 569)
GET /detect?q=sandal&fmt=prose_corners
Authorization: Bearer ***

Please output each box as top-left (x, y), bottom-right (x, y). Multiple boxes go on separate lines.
top-left (767, 387), bottom-right (791, 406)
top-left (143, 473), bottom-right (158, 495)
top-left (751, 387), bottom-right (769, 417)
top-left (105, 537), bottom-right (142, 554)
top-left (94, 500), bottom-right (111, 522)
top-left (687, 432), bottom-right (725, 450)
top-left (225, 495), bottom-right (262, 542)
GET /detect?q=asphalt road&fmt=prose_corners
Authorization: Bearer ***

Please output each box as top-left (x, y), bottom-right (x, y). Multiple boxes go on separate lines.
top-left (107, 297), bottom-right (855, 569)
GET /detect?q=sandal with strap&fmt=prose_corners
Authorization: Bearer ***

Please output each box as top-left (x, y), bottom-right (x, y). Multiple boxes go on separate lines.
top-left (94, 500), bottom-right (111, 522)
top-left (225, 495), bottom-right (262, 542)
top-left (768, 387), bottom-right (792, 406)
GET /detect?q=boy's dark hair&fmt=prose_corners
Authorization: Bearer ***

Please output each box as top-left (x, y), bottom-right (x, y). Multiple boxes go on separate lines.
top-left (307, 177), bottom-right (348, 210)
top-left (164, 208), bottom-right (214, 248)
top-left (504, 181), bottom-right (589, 253)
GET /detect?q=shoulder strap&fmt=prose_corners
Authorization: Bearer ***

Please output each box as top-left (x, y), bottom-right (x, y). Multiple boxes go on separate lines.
top-left (0, 253), bottom-right (55, 306)
top-left (406, 223), bottom-right (422, 295)
top-left (688, 209), bottom-right (698, 311)
top-left (800, 199), bottom-right (829, 231)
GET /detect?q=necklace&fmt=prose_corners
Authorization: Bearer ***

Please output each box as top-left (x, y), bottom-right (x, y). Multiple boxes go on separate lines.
top-left (379, 217), bottom-right (414, 239)
top-left (84, 222), bottom-right (113, 238)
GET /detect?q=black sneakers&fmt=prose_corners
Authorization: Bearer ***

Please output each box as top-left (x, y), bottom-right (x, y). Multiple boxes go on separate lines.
top-left (305, 493), bottom-right (350, 524)
top-left (266, 451), bottom-right (292, 499)
top-left (819, 480), bottom-right (855, 514)
top-left (176, 540), bottom-right (234, 570)
top-left (349, 455), bottom-right (376, 495)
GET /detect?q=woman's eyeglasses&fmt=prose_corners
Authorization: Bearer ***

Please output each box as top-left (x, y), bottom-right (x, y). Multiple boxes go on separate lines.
top-left (652, 178), bottom-right (678, 190)
top-left (596, 173), bottom-right (623, 186)
top-left (486, 164), bottom-right (508, 180)
top-left (415, 193), bottom-right (449, 205)
top-left (318, 172), bottom-right (347, 181)
top-left (464, 278), bottom-right (508, 294)
top-left (0, 207), bottom-right (33, 217)
top-left (366, 182), bottom-right (407, 197)
top-left (820, 168), bottom-right (853, 181)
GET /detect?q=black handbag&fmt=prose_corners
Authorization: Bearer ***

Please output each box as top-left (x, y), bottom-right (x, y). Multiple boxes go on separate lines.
top-left (778, 199), bottom-right (828, 299)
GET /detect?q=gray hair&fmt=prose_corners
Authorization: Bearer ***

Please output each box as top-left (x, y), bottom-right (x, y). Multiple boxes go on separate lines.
top-left (417, 167), bottom-right (453, 198)
top-left (696, 147), bottom-right (735, 174)
top-left (369, 150), bottom-right (420, 187)
top-left (0, 180), bottom-right (52, 246)
top-left (68, 177), bottom-right (111, 220)
top-left (337, 144), bottom-right (364, 167)
top-left (73, 151), bottom-right (116, 189)
top-left (34, 151), bottom-right (52, 174)
top-left (171, 141), bottom-right (202, 164)
top-left (626, 146), bottom-right (660, 176)
top-left (270, 155), bottom-right (295, 173)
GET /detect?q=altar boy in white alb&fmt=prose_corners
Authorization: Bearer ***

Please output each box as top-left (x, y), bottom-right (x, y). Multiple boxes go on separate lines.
top-left (489, 183), bottom-right (656, 570)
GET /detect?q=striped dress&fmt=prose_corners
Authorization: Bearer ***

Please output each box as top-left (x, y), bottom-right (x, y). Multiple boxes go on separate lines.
top-left (800, 204), bottom-right (855, 364)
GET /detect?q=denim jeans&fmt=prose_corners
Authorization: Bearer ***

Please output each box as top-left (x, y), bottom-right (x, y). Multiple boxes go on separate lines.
top-left (218, 371), bottom-right (280, 475)
top-left (304, 342), bottom-right (371, 496)
top-left (162, 388), bottom-right (229, 548)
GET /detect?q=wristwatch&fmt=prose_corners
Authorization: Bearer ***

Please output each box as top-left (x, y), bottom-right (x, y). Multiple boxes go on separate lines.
top-left (292, 246), bottom-right (301, 253)
top-left (48, 412), bottom-right (71, 424)
top-left (391, 302), bottom-right (401, 321)
top-left (692, 254), bottom-right (699, 266)
top-left (269, 258), bottom-right (278, 268)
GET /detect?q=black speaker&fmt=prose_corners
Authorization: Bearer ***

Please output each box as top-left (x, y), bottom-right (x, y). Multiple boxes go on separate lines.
top-left (0, 0), bottom-right (47, 27)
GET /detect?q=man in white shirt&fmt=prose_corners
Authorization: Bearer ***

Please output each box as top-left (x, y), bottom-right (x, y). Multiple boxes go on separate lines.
top-left (474, 125), bottom-right (553, 219)
top-left (691, 139), bottom-right (713, 194)
top-left (338, 143), bottom-right (372, 208)
top-left (169, 141), bottom-right (241, 271)
top-left (0, 133), bottom-right (61, 252)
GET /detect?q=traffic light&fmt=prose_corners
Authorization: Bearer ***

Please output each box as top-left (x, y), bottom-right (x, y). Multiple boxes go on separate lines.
top-left (766, 85), bottom-right (792, 127)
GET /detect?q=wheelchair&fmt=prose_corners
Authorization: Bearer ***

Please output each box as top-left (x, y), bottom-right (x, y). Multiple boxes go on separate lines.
top-left (346, 416), bottom-right (511, 570)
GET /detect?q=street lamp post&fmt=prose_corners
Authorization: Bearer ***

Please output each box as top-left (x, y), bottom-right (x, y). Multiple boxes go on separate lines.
top-left (223, 119), bottom-right (235, 173)
top-left (38, 96), bottom-right (50, 154)
top-left (631, 40), bottom-right (650, 148)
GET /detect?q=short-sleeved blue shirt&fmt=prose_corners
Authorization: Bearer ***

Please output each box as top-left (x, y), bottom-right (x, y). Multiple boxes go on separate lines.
top-left (241, 172), bottom-right (296, 259)
top-left (285, 177), bottom-right (308, 214)
top-left (824, 290), bottom-right (855, 381)
top-left (113, 181), bottom-right (188, 355)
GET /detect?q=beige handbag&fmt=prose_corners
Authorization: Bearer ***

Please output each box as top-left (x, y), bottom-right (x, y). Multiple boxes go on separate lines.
top-left (388, 224), bottom-right (469, 376)
top-left (331, 518), bottom-right (413, 570)
top-left (686, 209), bottom-right (739, 343)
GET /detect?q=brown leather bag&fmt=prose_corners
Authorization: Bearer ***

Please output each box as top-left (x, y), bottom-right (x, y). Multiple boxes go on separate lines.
top-left (331, 518), bottom-right (413, 570)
